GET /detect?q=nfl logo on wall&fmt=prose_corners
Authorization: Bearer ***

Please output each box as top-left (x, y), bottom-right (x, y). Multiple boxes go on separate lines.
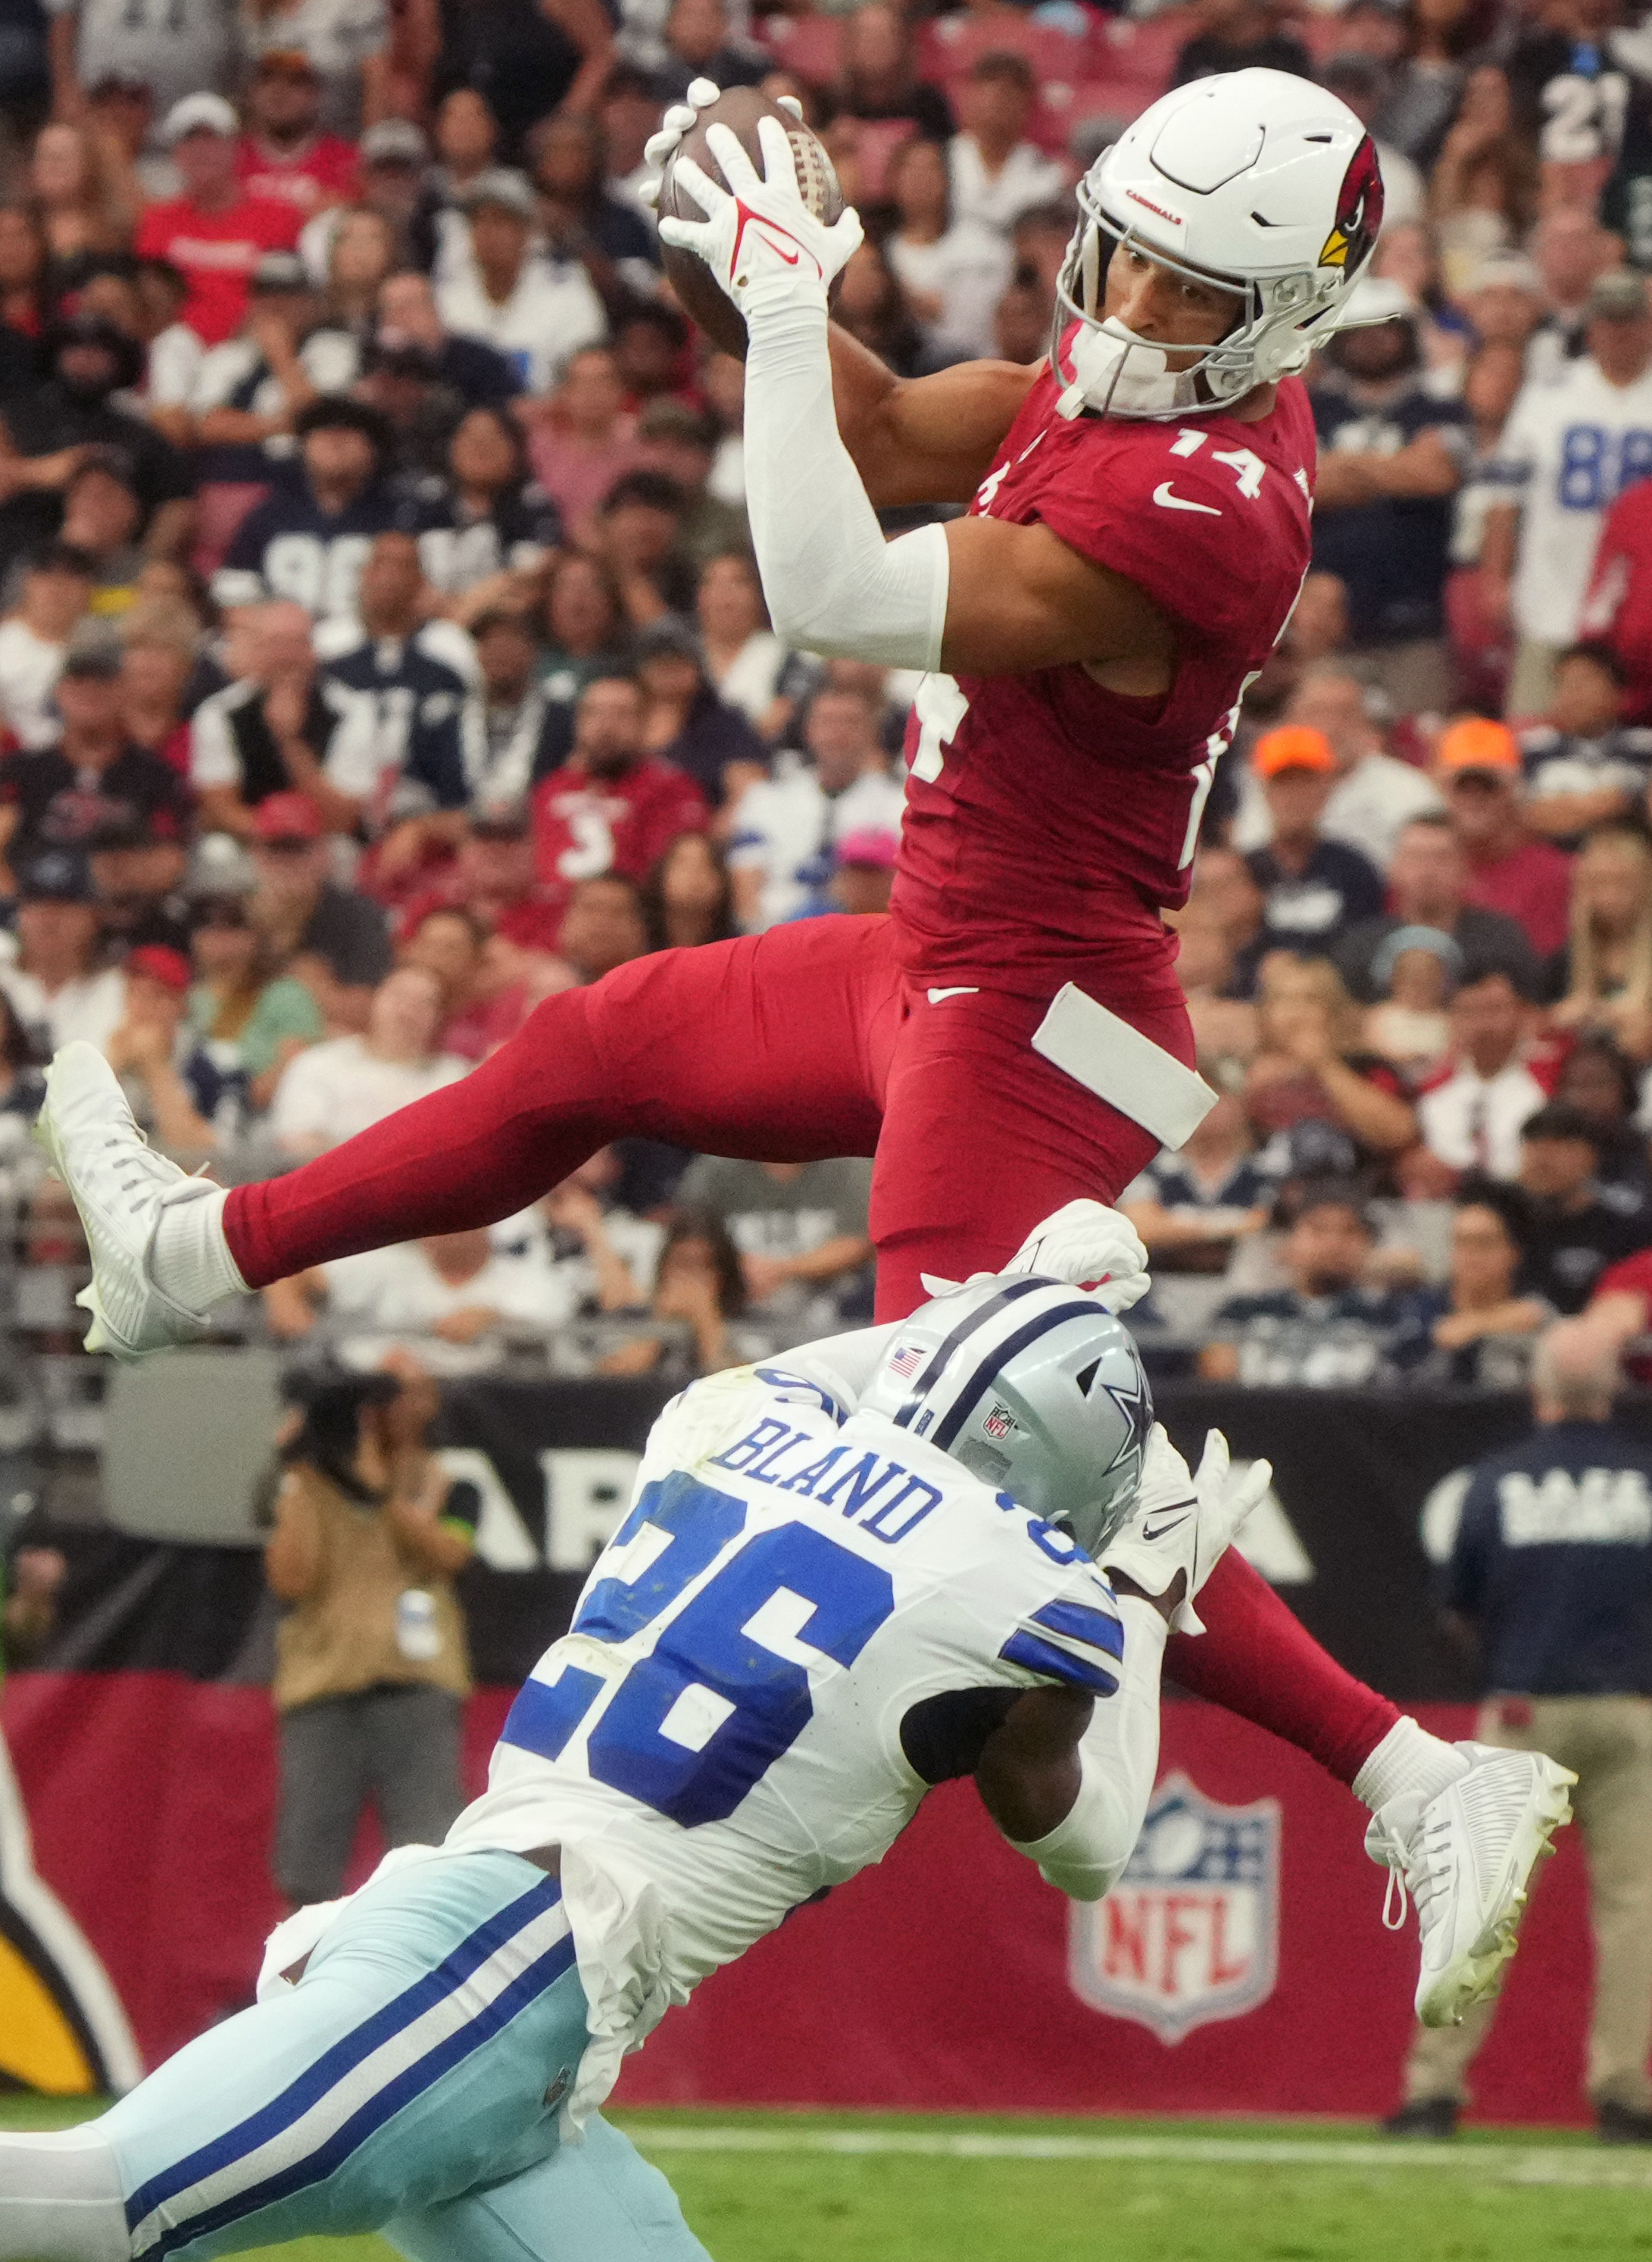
top-left (1068, 1773), bottom-right (1280, 2044)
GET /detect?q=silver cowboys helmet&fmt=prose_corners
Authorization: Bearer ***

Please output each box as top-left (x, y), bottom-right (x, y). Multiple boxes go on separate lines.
top-left (860, 1276), bottom-right (1153, 1557)
top-left (1054, 67), bottom-right (1385, 422)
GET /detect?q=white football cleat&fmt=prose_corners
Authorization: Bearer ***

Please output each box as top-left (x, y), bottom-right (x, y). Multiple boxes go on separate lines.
top-left (1366, 1742), bottom-right (1575, 2028)
top-left (36, 1042), bottom-right (217, 1359)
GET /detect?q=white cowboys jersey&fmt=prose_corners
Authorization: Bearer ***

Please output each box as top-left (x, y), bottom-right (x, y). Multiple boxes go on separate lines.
top-left (446, 1358), bottom-right (1128, 2098)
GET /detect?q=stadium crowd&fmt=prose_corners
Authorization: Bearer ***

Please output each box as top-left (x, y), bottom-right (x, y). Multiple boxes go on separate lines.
top-left (4, 0), bottom-right (1652, 1383)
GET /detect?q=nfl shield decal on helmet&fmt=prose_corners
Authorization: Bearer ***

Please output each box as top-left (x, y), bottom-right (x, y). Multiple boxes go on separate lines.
top-left (1067, 1773), bottom-right (1280, 2044)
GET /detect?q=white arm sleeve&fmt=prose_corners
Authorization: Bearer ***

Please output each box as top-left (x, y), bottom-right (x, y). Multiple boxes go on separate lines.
top-left (757, 1320), bottom-right (904, 1416)
top-left (742, 301), bottom-right (950, 669)
top-left (1006, 1598), bottom-right (1167, 1901)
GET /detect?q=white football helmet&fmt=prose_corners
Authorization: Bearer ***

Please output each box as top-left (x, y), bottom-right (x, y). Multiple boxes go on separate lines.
top-left (1054, 67), bottom-right (1385, 421)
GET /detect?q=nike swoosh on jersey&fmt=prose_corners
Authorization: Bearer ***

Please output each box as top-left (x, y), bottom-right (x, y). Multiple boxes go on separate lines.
top-left (926, 986), bottom-right (980, 1002)
top-left (1151, 483), bottom-right (1222, 517)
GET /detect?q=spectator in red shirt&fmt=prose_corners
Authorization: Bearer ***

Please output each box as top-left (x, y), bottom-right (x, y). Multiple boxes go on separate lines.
top-left (237, 52), bottom-right (361, 219)
top-left (136, 95), bottom-right (302, 347)
top-left (401, 804), bottom-right (568, 957)
top-left (1435, 715), bottom-right (1572, 958)
top-left (531, 670), bottom-right (708, 902)
top-left (1582, 474), bottom-right (1652, 724)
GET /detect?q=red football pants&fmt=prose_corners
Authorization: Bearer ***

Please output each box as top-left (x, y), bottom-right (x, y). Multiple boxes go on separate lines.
top-left (226, 914), bottom-right (1397, 1785)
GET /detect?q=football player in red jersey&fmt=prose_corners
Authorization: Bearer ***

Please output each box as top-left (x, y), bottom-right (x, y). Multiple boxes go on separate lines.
top-left (43, 71), bottom-right (1571, 2024)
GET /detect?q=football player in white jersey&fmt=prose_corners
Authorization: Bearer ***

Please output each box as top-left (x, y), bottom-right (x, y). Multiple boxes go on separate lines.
top-left (0, 1265), bottom-right (1268, 2262)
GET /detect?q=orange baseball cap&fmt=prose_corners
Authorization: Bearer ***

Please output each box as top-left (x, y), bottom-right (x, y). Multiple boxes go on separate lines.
top-left (1437, 717), bottom-right (1519, 775)
top-left (1254, 726), bottom-right (1335, 778)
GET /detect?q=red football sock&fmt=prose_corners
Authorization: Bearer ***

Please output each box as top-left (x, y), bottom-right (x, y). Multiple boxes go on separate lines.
top-left (1166, 1550), bottom-right (1401, 1789)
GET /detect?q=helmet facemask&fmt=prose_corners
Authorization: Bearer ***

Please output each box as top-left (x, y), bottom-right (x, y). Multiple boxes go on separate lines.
top-left (1051, 170), bottom-right (1360, 423)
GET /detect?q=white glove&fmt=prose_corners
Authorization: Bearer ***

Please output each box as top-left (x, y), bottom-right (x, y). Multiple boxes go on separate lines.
top-left (919, 1199), bottom-right (1152, 1317)
top-left (641, 81), bottom-right (807, 207)
top-left (657, 115), bottom-right (863, 323)
top-left (1101, 1426), bottom-right (1270, 1637)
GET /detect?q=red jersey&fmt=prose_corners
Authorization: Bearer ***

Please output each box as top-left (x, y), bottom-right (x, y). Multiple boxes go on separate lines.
top-left (1582, 477), bottom-right (1652, 723)
top-left (530, 758), bottom-right (707, 900)
top-left (236, 133), bottom-right (361, 216)
top-left (398, 872), bottom-right (569, 955)
top-left (891, 364), bottom-right (1316, 1003)
top-left (134, 195), bottom-right (303, 345)
top-left (1463, 837), bottom-right (1572, 957)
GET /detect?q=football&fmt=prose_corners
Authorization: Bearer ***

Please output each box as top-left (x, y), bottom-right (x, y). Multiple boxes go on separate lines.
top-left (657, 86), bottom-right (845, 359)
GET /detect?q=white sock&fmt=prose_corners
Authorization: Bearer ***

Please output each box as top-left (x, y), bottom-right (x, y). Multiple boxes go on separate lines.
top-left (0, 2128), bottom-right (130, 2262)
top-left (1352, 1717), bottom-right (1471, 1814)
top-left (149, 1185), bottom-right (248, 1314)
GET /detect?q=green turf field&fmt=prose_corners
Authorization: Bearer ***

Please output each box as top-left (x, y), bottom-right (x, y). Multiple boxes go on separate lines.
top-left (12, 2100), bottom-right (1652, 2262)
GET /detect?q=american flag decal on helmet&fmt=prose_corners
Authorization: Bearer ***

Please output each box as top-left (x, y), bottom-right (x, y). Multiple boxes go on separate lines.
top-left (888, 1345), bottom-right (925, 1380)
top-left (1319, 135), bottom-right (1384, 273)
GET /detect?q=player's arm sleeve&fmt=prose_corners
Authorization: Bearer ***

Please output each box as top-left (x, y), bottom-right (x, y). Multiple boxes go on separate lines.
top-left (742, 299), bottom-right (950, 668)
top-left (1004, 1595), bottom-right (1167, 1901)
top-left (749, 1321), bottom-right (905, 1419)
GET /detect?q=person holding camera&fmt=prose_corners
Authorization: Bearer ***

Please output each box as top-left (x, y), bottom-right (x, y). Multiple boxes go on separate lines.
top-left (265, 1361), bottom-right (476, 1907)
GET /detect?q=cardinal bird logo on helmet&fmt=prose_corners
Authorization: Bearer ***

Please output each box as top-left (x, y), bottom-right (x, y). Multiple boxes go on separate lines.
top-left (1319, 136), bottom-right (1385, 273)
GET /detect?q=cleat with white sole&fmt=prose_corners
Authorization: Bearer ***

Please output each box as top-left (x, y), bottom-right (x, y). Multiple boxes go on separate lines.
top-left (1366, 1742), bottom-right (1575, 2028)
top-left (36, 1042), bottom-right (219, 1360)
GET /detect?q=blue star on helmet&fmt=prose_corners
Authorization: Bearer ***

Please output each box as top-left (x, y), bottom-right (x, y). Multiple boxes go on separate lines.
top-left (1098, 1370), bottom-right (1153, 1483)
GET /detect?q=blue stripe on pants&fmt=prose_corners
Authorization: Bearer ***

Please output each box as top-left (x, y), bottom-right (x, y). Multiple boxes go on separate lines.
top-left (97, 1854), bottom-right (589, 2262)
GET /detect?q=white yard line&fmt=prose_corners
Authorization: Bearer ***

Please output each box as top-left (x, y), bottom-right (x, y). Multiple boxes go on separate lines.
top-left (622, 2123), bottom-right (1652, 2188)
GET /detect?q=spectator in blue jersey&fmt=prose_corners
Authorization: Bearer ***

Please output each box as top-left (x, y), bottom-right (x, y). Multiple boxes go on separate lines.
top-left (1310, 276), bottom-right (1470, 719)
top-left (1506, 1101), bottom-right (1650, 1317)
top-left (634, 614), bottom-right (767, 810)
top-left (411, 405), bottom-right (562, 612)
top-left (1121, 1080), bottom-right (1285, 1276)
top-left (320, 531), bottom-right (472, 886)
top-left (526, 110), bottom-right (659, 303)
top-left (186, 251), bottom-right (357, 567)
top-left (213, 395), bottom-right (410, 630)
top-left (1244, 724), bottom-right (1385, 958)
top-left (1520, 644), bottom-right (1652, 848)
top-left (1390, 1186), bottom-right (1550, 1387)
top-left (372, 271), bottom-right (520, 416)
top-left (1388, 1322), bottom-right (1652, 2143)
top-left (1199, 1183), bottom-right (1422, 1386)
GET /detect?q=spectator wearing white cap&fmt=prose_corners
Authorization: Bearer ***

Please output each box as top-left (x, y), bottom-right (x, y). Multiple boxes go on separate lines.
top-left (1483, 269), bottom-right (1652, 719)
top-left (135, 96), bottom-right (303, 347)
top-left (435, 170), bottom-right (604, 397)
